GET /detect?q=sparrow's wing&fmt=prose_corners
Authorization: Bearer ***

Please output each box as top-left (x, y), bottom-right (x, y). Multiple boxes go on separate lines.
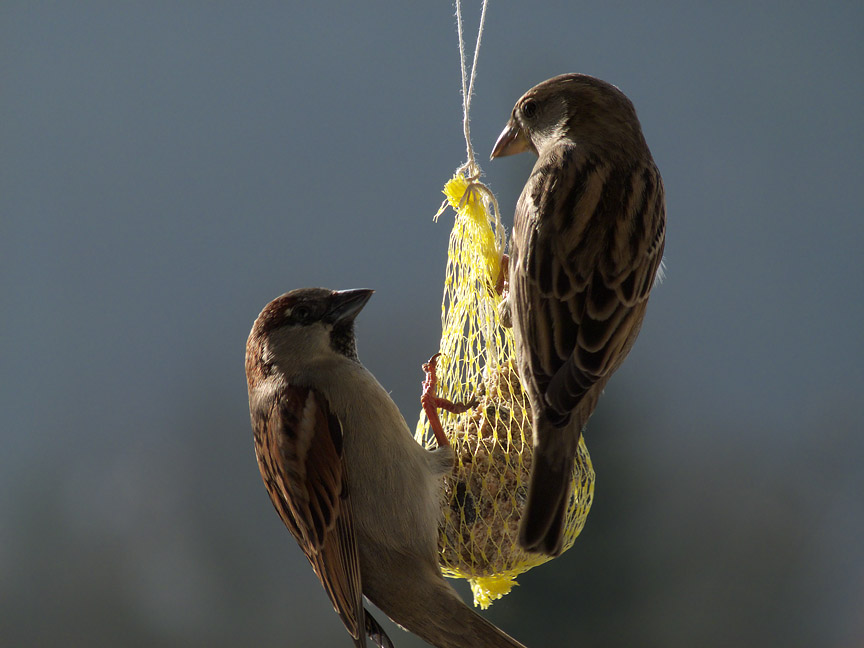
top-left (514, 149), bottom-right (665, 424)
top-left (252, 384), bottom-right (365, 645)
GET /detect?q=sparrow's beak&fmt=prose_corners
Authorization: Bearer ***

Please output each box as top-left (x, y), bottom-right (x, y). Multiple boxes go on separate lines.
top-left (490, 118), bottom-right (530, 159)
top-left (328, 289), bottom-right (374, 323)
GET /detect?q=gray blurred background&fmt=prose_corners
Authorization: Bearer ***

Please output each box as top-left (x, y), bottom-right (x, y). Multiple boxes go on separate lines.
top-left (2, 2), bottom-right (862, 647)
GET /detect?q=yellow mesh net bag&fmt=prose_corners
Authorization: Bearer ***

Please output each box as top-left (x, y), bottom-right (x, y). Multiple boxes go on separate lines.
top-left (415, 173), bottom-right (596, 609)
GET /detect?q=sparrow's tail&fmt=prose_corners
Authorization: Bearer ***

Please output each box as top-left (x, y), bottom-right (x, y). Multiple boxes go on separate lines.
top-left (361, 609), bottom-right (393, 648)
top-left (518, 419), bottom-right (581, 557)
top-left (366, 559), bottom-right (528, 648)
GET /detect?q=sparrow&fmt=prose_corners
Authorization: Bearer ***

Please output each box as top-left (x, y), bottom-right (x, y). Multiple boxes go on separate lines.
top-left (245, 288), bottom-right (528, 648)
top-left (490, 73), bottom-right (666, 556)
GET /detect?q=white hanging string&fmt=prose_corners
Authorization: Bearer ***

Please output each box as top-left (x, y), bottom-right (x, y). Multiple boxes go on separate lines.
top-left (453, 0), bottom-right (503, 247)
top-left (455, 0), bottom-right (487, 177)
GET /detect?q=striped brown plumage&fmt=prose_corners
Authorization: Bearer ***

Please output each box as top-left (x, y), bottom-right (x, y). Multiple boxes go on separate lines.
top-left (246, 288), bottom-right (528, 647)
top-left (491, 74), bottom-right (666, 556)
top-left (251, 383), bottom-right (367, 643)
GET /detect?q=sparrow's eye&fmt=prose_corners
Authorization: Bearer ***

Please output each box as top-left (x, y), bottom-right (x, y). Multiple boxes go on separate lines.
top-left (521, 99), bottom-right (538, 119)
top-left (288, 305), bottom-right (312, 323)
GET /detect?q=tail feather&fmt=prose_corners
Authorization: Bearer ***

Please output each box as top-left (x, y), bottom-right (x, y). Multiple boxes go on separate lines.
top-left (363, 609), bottom-right (393, 648)
top-left (518, 448), bottom-right (573, 556)
top-left (519, 411), bottom-right (585, 557)
top-left (365, 560), bottom-right (527, 648)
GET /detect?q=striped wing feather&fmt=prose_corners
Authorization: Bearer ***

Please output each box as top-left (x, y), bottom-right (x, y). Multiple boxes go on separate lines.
top-left (252, 384), bottom-right (364, 643)
top-left (512, 145), bottom-right (665, 426)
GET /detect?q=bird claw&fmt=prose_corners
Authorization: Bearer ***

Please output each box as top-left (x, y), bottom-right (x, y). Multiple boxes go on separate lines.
top-left (421, 353), bottom-right (478, 448)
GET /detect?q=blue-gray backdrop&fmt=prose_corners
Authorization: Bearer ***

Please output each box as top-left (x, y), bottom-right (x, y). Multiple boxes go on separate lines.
top-left (2, 2), bottom-right (862, 646)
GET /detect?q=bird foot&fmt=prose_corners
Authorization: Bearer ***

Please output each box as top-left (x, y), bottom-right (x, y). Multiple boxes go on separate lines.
top-left (421, 353), bottom-right (477, 448)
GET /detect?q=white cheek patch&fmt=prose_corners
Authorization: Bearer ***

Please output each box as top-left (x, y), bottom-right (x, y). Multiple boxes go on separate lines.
top-left (549, 121), bottom-right (569, 146)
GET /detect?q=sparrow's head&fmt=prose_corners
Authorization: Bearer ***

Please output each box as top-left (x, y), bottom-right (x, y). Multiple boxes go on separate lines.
top-left (490, 73), bottom-right (645, 160)
top-left (246, 288), bottom-right (374, 382)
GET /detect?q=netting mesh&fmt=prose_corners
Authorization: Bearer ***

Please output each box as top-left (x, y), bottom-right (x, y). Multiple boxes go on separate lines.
top-left (415, 173), bottom-right (595, 608)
